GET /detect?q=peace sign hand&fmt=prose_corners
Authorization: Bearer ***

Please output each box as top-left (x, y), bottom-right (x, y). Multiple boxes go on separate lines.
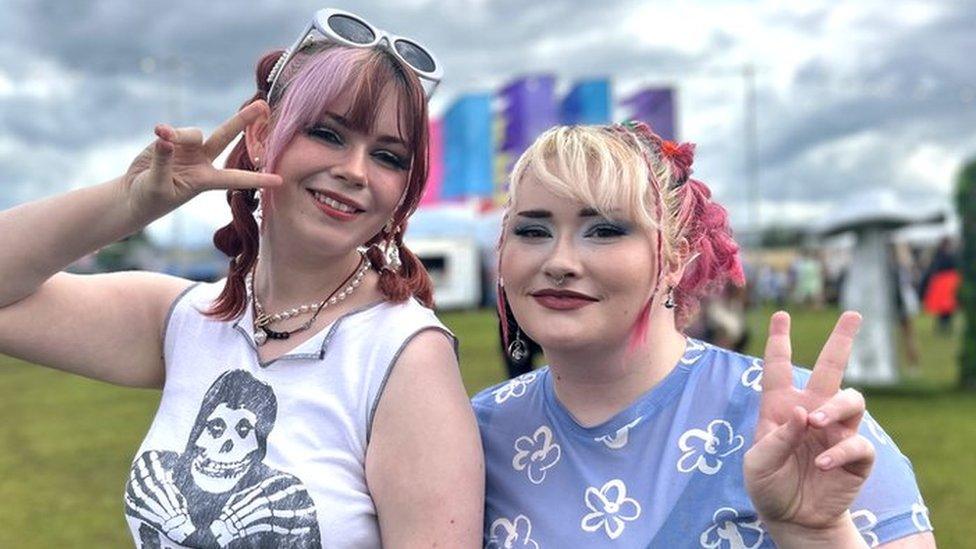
top-left (123, 101), bottom-right (281, 219)
top-left (744, 311), bottom-right (875, 540)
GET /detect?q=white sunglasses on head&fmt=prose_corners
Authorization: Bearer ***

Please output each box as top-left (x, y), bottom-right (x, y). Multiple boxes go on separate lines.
top-left (267, 8), bottom-right (443, 100)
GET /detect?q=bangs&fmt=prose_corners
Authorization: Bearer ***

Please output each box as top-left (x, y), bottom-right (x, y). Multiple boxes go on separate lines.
top-left (265, 45), bottom-right (426, 173)
top-left (509, 126), bottom-right (659, 229)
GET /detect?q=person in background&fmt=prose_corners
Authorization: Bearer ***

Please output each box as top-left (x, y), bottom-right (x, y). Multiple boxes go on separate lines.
top-left (921, 237), bottom-right (960, 335)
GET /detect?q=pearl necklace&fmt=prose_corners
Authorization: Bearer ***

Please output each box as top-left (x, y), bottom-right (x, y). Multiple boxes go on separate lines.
top-left (245, 253), bottom-right (371, 346)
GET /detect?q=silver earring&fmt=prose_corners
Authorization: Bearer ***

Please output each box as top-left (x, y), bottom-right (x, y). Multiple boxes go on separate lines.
top-left (254, 189), bottom-right (263, 223)
top-left (664, 286), bottom-right (676, 309)
top-left (508, 328), bottom-right (529, 362)
top-left (379, 222), bottom-right (402, 273)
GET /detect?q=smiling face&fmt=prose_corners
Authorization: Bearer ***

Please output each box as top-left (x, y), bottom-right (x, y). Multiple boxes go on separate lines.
top-left (263, 85), bottom-right (410, 256)
top-left (501, 175), bottom-right (659, 353)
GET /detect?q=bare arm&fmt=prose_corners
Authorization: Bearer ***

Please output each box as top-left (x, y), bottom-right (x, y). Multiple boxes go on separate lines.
top-left (0, 102), bottom-right (281, 387)
top-left (366, 329), bottom-right (484, 548)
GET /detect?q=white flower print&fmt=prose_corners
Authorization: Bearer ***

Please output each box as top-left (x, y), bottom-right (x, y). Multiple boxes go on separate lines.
top-left (594, 416), bottom-right (643, 450)
top-left (912, 495), bottom-right (933, 531)
top-left (512, 425), bottom-right (562, 484)
top-left (486, 514), bottom-right (540, 549)
top-left (580, 479), bottom-right (642, 540)
top-left (741, 359), bottom-right (763, 392)
top-left (677, 419), bottom-right (745, 475)
top-left (681, 338), bottom-right (709, 365)
top-left (851, 509), bottom-right (879, 547)
top-left (699, 507), bottom-right (765, 549)
top-left (493, 372), bottom-right (539, 404)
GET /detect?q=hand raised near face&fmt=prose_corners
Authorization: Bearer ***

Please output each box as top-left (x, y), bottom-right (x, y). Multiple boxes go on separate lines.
top-left (123, 101), bottom-right (282, 218)
top-left (744, 311), bottom-right (875, 536)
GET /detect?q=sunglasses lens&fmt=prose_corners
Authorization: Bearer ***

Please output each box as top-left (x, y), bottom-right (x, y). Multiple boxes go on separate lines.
top-left (394, 40), bottom-right (436, 73)
top-left (327, 14), bottom-right (375, 44)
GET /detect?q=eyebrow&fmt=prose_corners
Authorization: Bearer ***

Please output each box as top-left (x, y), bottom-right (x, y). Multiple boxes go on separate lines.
top-left (515, 208), bottom-right (604, 218)
top-left (323, 112), bottom-right (408, 148)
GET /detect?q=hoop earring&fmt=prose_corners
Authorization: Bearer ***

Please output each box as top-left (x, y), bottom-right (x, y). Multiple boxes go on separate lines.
top-left (664, 286), bottom-right (676, 309)
top-left (507, 327), bottom-right (529, 362)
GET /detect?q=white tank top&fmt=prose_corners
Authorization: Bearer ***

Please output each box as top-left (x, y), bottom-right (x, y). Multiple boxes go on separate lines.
top-left (123, 281), bottom-right (454, 548)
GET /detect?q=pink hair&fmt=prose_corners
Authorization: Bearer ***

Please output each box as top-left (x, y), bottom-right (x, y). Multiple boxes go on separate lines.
top-left (208, 43), bottom-right (433, 320)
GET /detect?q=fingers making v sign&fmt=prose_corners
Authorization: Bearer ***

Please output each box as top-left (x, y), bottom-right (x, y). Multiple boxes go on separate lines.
top-left (744, 310), bottom-right (876, 533)
top-left (124, 101), bottom-right (282, 217)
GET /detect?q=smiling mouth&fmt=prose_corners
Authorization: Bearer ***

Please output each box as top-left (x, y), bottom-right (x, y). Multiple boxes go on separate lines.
top-left (308, 189), bottom-right (364, 214)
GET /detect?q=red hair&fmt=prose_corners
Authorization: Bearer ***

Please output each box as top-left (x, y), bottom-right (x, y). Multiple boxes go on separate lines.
top-left (206, 44), bottom-right (433, 321)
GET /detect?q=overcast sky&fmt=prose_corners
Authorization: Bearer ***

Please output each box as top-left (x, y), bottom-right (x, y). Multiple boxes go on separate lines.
top-left (2, 0), bottom-right (974, 244)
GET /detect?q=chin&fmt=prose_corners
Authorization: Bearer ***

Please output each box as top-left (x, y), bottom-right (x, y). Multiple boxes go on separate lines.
top-left (523, 324), bottom-right (599, 353)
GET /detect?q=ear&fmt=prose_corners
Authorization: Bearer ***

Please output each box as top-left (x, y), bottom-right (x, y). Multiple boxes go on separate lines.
top-left (664, 238), bottom-right (696, 289)
top-left (243, 100), bottom-right (272, 166)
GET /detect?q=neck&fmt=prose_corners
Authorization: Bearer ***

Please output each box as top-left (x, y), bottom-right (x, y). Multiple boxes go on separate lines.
top-left (545, 310), bottom-right (687, 427)
top-left (254, 227), bottom-right (364, 311)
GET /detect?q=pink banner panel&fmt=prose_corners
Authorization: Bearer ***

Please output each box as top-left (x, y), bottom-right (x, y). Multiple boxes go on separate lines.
top-left (421, 119), bottom-right (444, 205)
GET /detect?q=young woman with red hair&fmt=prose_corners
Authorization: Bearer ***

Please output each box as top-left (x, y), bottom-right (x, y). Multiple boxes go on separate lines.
top-left (0, 8), bottom-right (482, 547)
top-left (476, 122), bottom-right (935, 547)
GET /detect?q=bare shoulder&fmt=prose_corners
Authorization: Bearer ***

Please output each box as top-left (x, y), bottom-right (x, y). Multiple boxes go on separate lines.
top-left (0, 270), bottom-right (197, 388)
top-left (365, 327), bottom-right (484, 547)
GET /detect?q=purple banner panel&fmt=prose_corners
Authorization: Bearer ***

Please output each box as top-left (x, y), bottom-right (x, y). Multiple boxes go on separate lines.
top-left (621, 87), bottom-right (676, 141)
top-left (498, 75), bottom-right (559, 158)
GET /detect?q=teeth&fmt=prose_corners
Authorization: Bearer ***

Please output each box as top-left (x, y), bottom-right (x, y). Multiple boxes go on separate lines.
top-left (312, 191), bottom-right (357, 213)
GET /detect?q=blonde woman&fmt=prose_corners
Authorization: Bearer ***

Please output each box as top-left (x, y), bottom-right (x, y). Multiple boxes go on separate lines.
top-left (475, 122), bottom-right (934, 547)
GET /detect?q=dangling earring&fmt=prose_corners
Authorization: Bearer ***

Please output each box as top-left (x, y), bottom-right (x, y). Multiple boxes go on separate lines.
top-left (664, 286), bottom-right (676, 309)
top-left (254, 189), bottom-right (263, 224)
top-left (508, 327), bottom-right (529, 362)
top-left (379, 220), bottom-right (402, 273)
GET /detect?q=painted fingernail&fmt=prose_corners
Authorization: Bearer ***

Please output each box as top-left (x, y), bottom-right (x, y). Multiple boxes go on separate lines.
top-left (811, 411), bottom-right (827, 425)
top-left (816, 455), bottom-right (833, 469)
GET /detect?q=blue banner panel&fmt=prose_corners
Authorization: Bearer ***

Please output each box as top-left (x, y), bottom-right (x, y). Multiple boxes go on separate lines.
top-left (560, 79), bottom-right (611, 125)
top-left (443, 93), bottom-right (494, 199)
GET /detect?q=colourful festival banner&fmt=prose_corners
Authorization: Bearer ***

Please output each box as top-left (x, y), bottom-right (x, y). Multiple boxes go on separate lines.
top-left (621, 87), bottom-right (677, 140)
top-left (560, 79), bottom-right (611, 125)
top-left (442, 93), bottom-right (494, 199)
top-left (420, 119), bottom-right (444, 205)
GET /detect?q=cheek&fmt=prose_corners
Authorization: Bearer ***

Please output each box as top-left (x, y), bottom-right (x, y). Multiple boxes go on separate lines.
top-left (499, 240), bottom-right (544, 288)
top-left (586, 244), bottom-right (657, 301)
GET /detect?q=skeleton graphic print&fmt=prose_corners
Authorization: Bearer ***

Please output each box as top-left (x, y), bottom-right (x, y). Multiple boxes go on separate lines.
top-left (125, 370), bottom-right (321, 548)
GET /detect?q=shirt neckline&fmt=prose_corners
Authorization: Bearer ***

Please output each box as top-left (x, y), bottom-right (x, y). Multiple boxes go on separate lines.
top-left (231, 297), bottom-right (389, 368)
top-left (541, 337), bottom-right (710, 439)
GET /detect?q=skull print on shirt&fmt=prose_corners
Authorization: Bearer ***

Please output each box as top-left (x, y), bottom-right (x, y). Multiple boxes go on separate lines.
top-left (124, 370), bottom-right (321, 548)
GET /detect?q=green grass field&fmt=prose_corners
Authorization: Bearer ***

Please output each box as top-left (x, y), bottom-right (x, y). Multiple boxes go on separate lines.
top-left (1, 306), bottom-right (972, 546)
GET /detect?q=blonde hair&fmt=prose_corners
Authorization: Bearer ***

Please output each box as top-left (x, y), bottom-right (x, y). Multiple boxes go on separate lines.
top-left (508, 124), bottom-right (684, 273)
top-left (499, 123), bottom-right (743, 337)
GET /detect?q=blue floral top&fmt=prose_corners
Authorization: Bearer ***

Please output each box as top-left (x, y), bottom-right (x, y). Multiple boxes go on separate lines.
top-left (473, 339), bottom-right (933, 548)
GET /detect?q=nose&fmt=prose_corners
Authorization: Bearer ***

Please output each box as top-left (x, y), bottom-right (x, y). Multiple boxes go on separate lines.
top-left (219, 439), bottom-right (234, 453)
top-left (331, 145), bottom-right (368, 188)
top-left (541, 233), bottom-right (581, 284)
